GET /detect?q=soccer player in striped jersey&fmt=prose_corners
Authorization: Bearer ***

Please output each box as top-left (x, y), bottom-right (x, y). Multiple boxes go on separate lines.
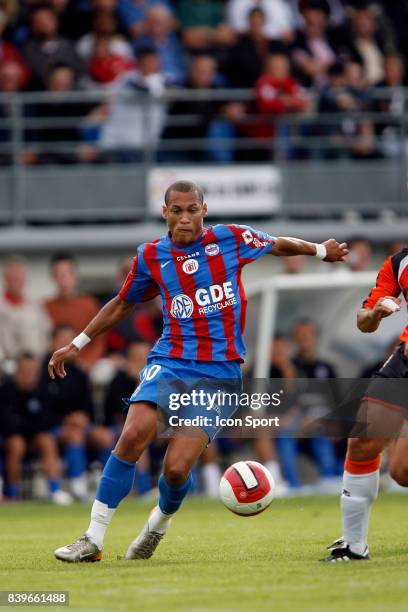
top-left (324, 249), bottom-right (408, 562)
top-left (50, 180), bottom-right (347, 563)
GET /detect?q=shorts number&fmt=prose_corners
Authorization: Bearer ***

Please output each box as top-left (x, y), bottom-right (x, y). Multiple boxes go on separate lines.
top-left (140, 364), bottom-right (161, 382)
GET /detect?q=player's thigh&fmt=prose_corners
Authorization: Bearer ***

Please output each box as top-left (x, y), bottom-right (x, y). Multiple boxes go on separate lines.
top-left (114, 401), bottom-right (158, 458)
top-left (163, 427), bottom-right (209, 483)
top-left (353, 399), bottom-right (405, 439)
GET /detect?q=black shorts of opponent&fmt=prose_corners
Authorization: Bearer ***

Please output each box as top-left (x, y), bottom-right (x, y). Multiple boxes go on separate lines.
top-left (363, 343), bottom-right (408, 416)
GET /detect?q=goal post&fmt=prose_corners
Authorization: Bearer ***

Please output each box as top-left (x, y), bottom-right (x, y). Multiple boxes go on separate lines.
top-left (246, 271), bottom-right (377, 379)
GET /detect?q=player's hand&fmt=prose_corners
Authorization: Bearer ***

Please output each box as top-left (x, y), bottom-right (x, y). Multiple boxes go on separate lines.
top-left (322, 239), bottom-right (349, 262)
top-left (48, 344), bottom-right (79, 380)
top-left (404, 341), bottom-right (408, 359)
top-left (373, 296), bottom-right (402, 320)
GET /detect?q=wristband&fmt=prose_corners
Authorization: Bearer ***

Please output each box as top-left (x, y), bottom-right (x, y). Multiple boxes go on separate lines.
top-left (72, 332), bottom-right (91, 351)
top-left (314, 243), bottom-right (327, 260)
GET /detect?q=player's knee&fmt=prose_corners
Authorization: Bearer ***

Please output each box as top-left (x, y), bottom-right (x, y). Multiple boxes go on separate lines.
top-left (347, 437), bottom-right (383, 461)
top-left (116, 425), bottom-right (145, 457)
top-left (164, 466), bottom-right (189, 488)
top-left (389, 464), bottom-right (408, 487)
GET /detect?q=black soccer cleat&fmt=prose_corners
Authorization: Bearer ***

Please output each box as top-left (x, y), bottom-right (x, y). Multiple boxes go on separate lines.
top-left (320, 538), bottom-right (370, 562)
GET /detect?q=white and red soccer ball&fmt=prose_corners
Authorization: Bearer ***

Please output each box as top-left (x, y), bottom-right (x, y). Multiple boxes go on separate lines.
top-left (219, 461), bottom-right (275, 516)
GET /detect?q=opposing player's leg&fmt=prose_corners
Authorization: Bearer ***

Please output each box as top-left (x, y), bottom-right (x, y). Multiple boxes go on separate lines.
top-left (125, 427), bottom-right (208, 560)
top-left (387, 435), bottom-right (408, 486)
top-left (54, 402), bottom-right (157, 562)
top-left (323, 399), bottom-right (406, 562)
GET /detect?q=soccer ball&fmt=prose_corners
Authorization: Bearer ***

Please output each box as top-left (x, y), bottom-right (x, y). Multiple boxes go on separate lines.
top-left (219, 461), bottom-right (275, 516)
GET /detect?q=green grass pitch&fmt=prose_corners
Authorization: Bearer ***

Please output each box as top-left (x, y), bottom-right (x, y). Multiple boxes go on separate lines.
top-left (1, 494), bottom-right (408, 611)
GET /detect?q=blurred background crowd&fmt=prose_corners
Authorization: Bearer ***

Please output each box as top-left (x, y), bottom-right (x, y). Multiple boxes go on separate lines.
top-left (0, 0), bottom-right (407, 163)
top-left (0, 237), bottom-right (404, 504)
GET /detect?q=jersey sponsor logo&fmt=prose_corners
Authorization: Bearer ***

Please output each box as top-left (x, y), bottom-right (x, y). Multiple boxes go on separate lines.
top-left (176, 251), bottom-right (200, 262)
top-left (169, 282), bottom-right (237, 319)
top-left (170, 294), bottom-right (194, 319)
top-left (182, 259), bottom-right (199, 275)
top-left (242, 230), bottom-right (253, 245)
top-left (205, 243), bottom-right (220, 257)
top-left (160, 261), bottom-right (171, 269)
top-left (196, 281), bottom-right (237, 315)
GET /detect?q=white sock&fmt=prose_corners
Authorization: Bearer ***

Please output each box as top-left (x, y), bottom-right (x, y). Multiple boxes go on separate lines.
top-left (341, 469), bottom-right (379, 555)
top-left (148, 506), bottom-right (172, 534)
top-left (201, 463), bottom-right (222, 498)
top-left (86, 500), bottom-right (116, 549)
top-left (265, 460), bottom-right (283, 483)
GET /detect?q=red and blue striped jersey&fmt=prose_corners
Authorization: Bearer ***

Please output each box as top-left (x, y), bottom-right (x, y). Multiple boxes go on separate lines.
top-left (119, 224), bottom-right (276, 362)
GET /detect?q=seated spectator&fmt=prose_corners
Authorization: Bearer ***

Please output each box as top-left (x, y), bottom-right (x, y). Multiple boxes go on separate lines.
top-left (0, 353), bottom-right (72, 503)
top-left (118, 0), bottom-right (173, 40)
top-left (21, 4), bottom-right (84, 89)
top-left (227, 7), bottom-right (289, 88)
top-left (340, 7), bottom-right (395, 85)
top-left (87, 37), bottom-right (136, 88)
top-left (251, 53), bottom-right (309, 159)
top-left (177, 0), bottom-right (234, 53)
top-left (44, 253), bottom-right (106, 370)
top-left (227, 0), bottom-right (294, 41)
top-left (292, 0), bottom-right (345, 28)
top-left (292, 1), bottom-right (337, 87)
top-left (0, 256), bottom-right (51, 364)
top-left (346, 237), bottom-right (372, 271)
top-left (161, 55), bottom-right (244, 161)
top-left (0, 9), bottom-right (30, 87)
top-left (90, 340), bottom-right (152, 494)
top-left (373, 55), bottom-right (406, 158)
top-left (273, 321), bottom-right (340, 492)
top-left (77, 10), bottom-right (133, 62)
top-left (96, 47), bottom-right (165, 161)
top-left (133, 4), bottom-right (187, 85)
top-left (27, 63), bottom-right (99, 165)
top-left (318, 60), bottom-right (378, 159)
top-left (40, 325), bottom-right (94, 500)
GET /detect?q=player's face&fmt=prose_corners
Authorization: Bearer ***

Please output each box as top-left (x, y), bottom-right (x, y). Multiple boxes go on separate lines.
top-left (163, 191), bottom-right (208, 246)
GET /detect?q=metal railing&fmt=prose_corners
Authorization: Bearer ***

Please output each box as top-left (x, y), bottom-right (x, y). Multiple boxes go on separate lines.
top-left (0, 87), bottom-right (407, 225)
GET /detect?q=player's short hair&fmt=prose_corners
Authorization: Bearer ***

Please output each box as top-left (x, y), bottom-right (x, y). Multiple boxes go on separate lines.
top-left (164, 181), bottom-right (204, 206)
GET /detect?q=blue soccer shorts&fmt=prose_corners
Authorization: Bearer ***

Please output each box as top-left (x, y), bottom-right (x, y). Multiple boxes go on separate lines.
top-left (127, 356), bottom-right (242, 442)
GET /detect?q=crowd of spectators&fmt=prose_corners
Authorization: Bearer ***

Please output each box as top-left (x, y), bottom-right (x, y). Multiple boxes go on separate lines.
top-left (0, 238), bottom-right (403, 502)
top-left (0, 0), bottom-right (407, 163)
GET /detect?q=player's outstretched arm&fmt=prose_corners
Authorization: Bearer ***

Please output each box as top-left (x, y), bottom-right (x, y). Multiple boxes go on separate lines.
top-left (357, 296), bottom-right (402, 334)
top-left (48, 295), bottom-right (134, 379)
top-left (269, 237), bottom-right (348, 262)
